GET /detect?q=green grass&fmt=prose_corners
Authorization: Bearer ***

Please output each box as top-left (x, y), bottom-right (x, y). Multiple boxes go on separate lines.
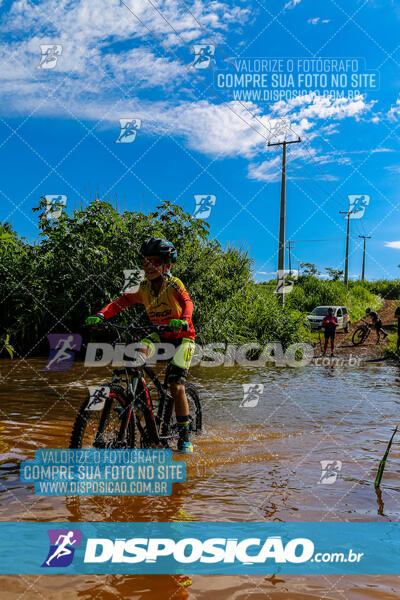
top-left (259, 277), bottom-right (383, 323)
top-left (384, 332), bottom-right (400, 360)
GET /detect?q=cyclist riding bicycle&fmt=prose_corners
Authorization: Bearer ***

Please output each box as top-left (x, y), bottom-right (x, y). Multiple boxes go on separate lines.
top-left (365, 307), bottom-right (387, 345)
top-left (86, 237), bottom-right (196, 454)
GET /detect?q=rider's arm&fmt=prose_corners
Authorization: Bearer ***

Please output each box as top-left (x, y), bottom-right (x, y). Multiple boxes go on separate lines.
top-left (99, 291), bottom-right (143, 320)
top-left (174, 284), bottom-right (194, 322)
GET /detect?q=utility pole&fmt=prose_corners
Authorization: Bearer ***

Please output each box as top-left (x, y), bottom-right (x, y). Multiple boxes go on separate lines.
top-left (359, 235), bottom-right (371, 281)
top-left (339, 208), bottom-right (357, 287)
top-left (286, 241), bottom-right (295, 275)
top-left (268, 138), bottom-right (301, 304)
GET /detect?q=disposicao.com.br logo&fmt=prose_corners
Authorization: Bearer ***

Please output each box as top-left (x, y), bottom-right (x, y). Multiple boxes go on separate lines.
top-left (41, 531), bottom-right (364, 569)
top-left (42, 529), bottom-right (82, 567)
top-left (84, 535), bottom-right (315, 565)
top-left (82, 536), bottom-right (363, 571)
top-left (2, 522), bottom-right (391, 574)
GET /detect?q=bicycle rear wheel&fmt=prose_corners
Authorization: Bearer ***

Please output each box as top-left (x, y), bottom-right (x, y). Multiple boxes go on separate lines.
top-left (69, 384), bottom-right (135, 449)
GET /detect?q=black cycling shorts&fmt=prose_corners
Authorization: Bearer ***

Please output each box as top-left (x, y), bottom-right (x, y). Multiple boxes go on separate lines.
top-left (324, 330), bottom-right (336, 340)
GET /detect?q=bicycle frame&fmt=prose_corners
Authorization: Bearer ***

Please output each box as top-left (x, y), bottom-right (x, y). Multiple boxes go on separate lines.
top-left (88, 321), bottom-right (185, 447)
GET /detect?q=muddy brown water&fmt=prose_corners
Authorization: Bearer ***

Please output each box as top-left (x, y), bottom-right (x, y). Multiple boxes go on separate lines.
top-left (0, 358), bottom-right (400, 599)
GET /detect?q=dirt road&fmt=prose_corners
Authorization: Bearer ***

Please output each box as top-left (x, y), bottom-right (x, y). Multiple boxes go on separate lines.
top-left (316, 299), bottom-right (399, 362)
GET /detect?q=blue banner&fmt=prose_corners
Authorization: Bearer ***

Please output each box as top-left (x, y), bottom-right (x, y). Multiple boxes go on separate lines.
top-left (0, 522), bottom-right (398, 574)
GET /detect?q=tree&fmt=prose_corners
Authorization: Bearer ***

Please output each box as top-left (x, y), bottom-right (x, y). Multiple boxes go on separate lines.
top-left (325, 267), bottom-right (344, 281)
top-left (2, 198), bottom-right (305, 353)
top-left (300, 262), bottom-right (318, 276)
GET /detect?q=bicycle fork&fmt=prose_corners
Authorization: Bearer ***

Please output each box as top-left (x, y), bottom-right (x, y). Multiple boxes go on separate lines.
top-left (113, 376), bottom-right (139, 446)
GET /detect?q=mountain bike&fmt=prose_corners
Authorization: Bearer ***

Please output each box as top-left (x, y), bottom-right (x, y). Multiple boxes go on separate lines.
top-left (69, 322), bottom-right (202, 449)
top-left (351, 319), bottom-right (372, 346)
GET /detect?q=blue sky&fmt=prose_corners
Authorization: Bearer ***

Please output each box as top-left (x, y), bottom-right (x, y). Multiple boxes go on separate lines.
top-left (1, 0), bottom-right (400, 280)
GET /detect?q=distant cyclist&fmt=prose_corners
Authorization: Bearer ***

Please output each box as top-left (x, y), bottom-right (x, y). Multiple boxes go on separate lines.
top-left (365, 307), bottom-right (387, 345)
top-left (86, 238), bottom-right (195, 454)
top-left (322, 307), bottom-right (337, 357)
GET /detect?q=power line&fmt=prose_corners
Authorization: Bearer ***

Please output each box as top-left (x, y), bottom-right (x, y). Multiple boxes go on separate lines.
top-left (120, 0), bottom-right (360, 230)
top-left (118, 0), bottom-right (276, 145)
top-left (136, 0), bottom-right (352, 208)
top-left (175, 0), bottom-right (240, 72)
top-left (291, 237), bottom-right (346, 242)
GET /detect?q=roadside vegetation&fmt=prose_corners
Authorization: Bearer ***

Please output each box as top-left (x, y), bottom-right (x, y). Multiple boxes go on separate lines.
top-left (258, 276), bottom-right (383, 323)
top-left (0, 199), bottom-right (306, 355)
top-left (0, 199), bottom-right (396, 356)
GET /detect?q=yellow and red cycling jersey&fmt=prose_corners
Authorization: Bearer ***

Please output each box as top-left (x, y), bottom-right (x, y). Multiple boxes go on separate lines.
top-left (99, 274), bottom-right (195, 340)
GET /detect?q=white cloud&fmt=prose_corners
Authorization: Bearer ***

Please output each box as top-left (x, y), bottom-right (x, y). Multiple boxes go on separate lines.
top-left (388, 98), bottom-right (400, 121)
top-left (284, 0), bottom-right (302, 9)
top-left (271, 93), bottom-right (372, 122)
top-left (385, 165), bottom-right (400, 174)
top-left (308, 17), bottom-right (330, 25)
top-left (246, 95), bottom-right (373, 181)
top-left (0, 0), bottom-right (249, 89)
top-left (385, 241), bottom-right (400, 249)
top-left (0, 0), bottom-right (377, 185)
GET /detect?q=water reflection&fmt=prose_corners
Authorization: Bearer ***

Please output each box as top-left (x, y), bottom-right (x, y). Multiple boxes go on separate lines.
top-left (0, 359), bottom-right (400, 597)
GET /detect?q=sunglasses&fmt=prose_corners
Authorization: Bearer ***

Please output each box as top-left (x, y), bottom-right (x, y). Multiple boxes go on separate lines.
top-left (141, 257), bottom-right (163, 267)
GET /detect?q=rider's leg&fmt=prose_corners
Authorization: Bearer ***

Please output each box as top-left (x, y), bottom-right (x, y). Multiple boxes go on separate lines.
top-left (170, 382), bottom-right (190, 442)
top-left (330, 334), bottom-right (335, 355)
top-left (323, 335), bottom-right (328, 354)
top-left (168, 338), bottom-right (195, 452)
top-left (375, 322), bottom-right (381, 344)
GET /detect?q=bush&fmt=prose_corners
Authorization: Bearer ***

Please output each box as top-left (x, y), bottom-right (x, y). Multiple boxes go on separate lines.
top-left (264, 276), bottom-right (382, 322)
top-left (363, 280), bottom-right (400, 300)
top-left (1, 199), bottom-right (305, 354)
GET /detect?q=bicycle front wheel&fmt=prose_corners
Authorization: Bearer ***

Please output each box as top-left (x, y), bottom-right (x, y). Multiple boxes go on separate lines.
top-left (134, 378), bottom-right (161, 448)
top-left (352, 326), bottom-right (367, 346)
top-left (69, 384), bottom-right (135, 449)
top-left (168, 382), bottom-right (202, 439)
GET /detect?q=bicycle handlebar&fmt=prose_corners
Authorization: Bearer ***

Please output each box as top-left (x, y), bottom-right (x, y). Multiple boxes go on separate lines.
top-left (104, 322), bottom-right (173, 334)
top-left (86, 320), bottom-right (188, 338)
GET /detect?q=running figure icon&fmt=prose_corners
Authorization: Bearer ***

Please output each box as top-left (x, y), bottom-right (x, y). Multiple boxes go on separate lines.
top-left (192, 44), bottom-right (215, 69)
top-left (45, 531), bottom-right (77, 566)
top-left (193, 194), bottom-right (216, 219)
top-left (44, 335), bottom-right (75, 370)
top-left (43, 333), bottom-right (82, 372)
top-left (42, 528), bottom-right (82, 568)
